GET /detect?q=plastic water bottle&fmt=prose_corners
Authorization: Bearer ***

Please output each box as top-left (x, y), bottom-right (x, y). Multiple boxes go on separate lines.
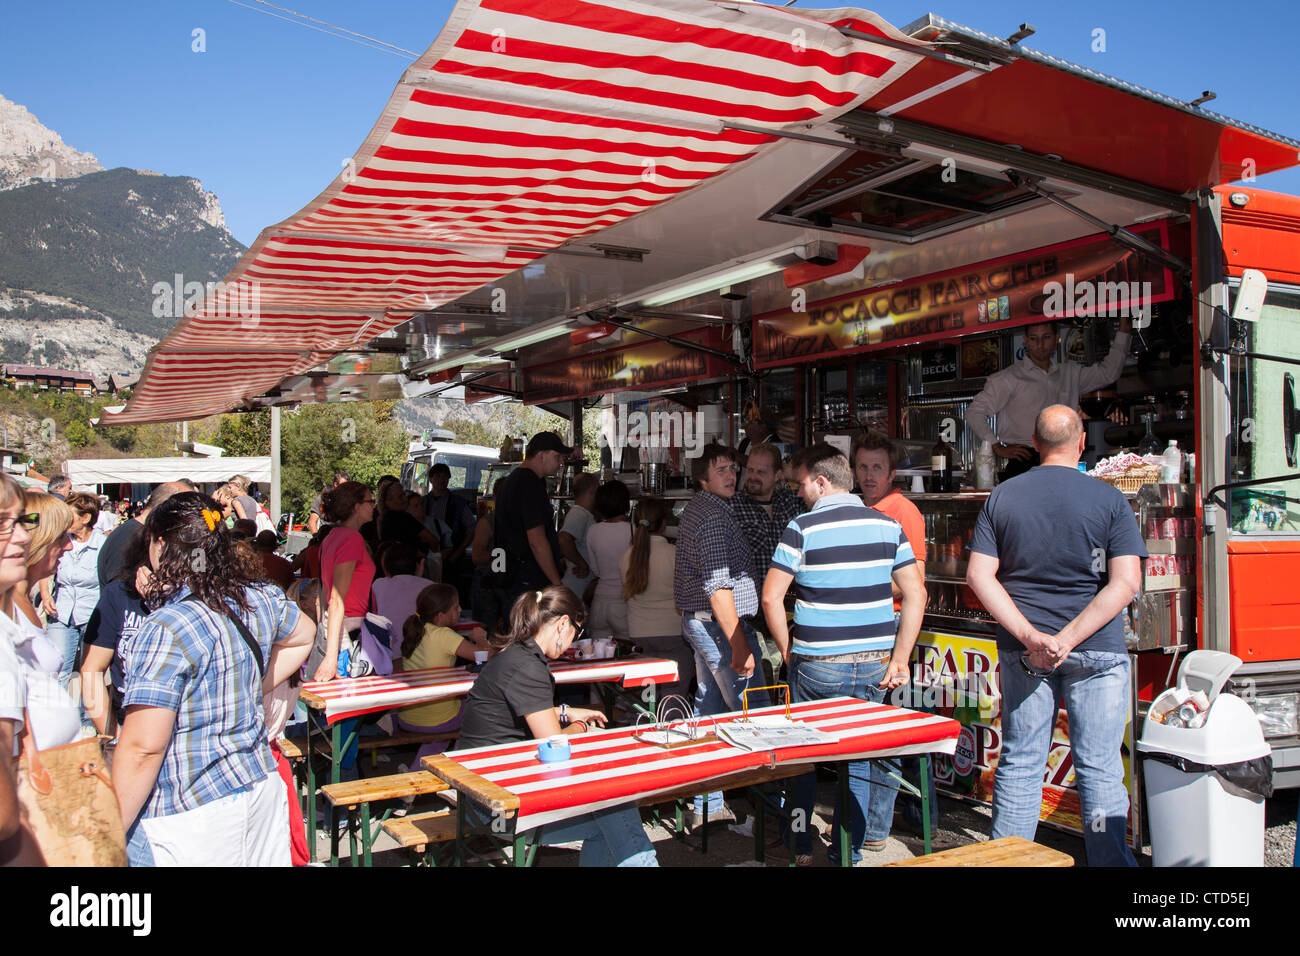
top-left (1161, 440), bottom-right (1182, 484)
top-left (337, 647), bottom-right (351, 678)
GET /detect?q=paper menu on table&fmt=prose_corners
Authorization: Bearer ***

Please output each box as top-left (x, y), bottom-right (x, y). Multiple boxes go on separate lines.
top-left (715, 717), bottom-right (840, 752)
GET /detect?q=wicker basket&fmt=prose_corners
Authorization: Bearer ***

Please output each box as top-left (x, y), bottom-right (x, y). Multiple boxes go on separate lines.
top-left (1099, 467), bottom-right (1162, 494)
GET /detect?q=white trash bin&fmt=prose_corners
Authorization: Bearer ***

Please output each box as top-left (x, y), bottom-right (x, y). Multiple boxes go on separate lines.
top-left (1138, 650), bottom-right (1272, 867)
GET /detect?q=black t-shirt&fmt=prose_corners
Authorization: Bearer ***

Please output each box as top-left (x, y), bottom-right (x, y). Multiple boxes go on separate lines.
top-left (97, 518), bottom-right (145, 590)
top-left (493, 467), bottom-right (559, 585)
top-left (83, 580), bottom-right (149, 693)
top-left (380, 509), bottom-right (426, 547)
top-left (456, 639), bottom-right (556, 749)
top-left (967, 466), bottom-right (1147, 654)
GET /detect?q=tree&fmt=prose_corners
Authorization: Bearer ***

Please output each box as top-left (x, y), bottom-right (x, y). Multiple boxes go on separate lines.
top-left (64, 417), bottom-right (91, 449)
top-left (278, 401), bottom-right (409, 517)
top-left (214, 409), bottom-right (271, 457)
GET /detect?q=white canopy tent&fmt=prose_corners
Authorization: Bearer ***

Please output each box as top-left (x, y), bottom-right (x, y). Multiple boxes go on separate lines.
top-left (66, 456), bottom-right (273, 488)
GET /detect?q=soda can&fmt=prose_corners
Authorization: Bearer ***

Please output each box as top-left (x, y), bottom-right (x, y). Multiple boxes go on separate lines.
top-left (1177, 703), bottom-right (1199, 724)
top-left (1182, 517), bottom-right (1196, 537)
top-left (1160, 517), bottom-right (1180, 539)
top-left (1146, 518), bottom-right (1162, 538)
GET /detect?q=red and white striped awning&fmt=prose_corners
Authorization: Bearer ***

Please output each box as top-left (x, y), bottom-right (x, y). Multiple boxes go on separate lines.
top-left (106, 0), bottom-right (932, 424)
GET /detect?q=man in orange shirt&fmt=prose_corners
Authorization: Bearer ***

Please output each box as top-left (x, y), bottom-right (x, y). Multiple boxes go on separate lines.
top-left (852, 432), bottom-right (933, 849)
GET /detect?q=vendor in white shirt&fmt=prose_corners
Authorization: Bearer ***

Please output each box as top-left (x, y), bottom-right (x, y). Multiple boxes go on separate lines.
top-left (967, 315), bottom-right (1132, 480)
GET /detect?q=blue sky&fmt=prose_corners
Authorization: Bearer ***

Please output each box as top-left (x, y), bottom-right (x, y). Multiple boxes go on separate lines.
top-left (3, 0), bottom-right (1297, 246)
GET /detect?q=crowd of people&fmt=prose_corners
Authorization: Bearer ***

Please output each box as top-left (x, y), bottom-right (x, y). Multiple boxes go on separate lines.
top-left (1, 407), bottom-right (1140, 867)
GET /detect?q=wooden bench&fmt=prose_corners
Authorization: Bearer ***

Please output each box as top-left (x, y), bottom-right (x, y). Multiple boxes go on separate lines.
top-left (381, 809), bottom-right (459, 866)
top-left (319, 771), bottom-right (449, 867)
top-left (884, 835), bottom-right (1074, 867)
top-left (283, 729), bottom-right (460, 859)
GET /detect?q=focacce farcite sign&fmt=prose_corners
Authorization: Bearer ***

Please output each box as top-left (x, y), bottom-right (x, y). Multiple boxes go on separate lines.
top-left (522, 329), bottom-right (726, 403)
top-left (754, 222), bottom-right (1175, 367)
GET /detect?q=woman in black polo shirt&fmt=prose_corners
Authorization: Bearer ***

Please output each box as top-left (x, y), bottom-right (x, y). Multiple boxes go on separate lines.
top-left (458, 586), bottom-right (658, 867)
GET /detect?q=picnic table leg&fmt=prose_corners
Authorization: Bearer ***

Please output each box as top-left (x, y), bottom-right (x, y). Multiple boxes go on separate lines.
top-left (837, 765), bottom-right (851, 868)
top-left (454, 800), bottom-right (466, 867)
top-left (700, 800), bottom-right (709, 855)
top-left (920, 754), bottom-right (932, 856)
top-left (306, 727), bottom-right (318, 861)
top-left (512, 827), bottom-right (526, 868)
top-left (754, 787), bottom-right (765, 864)
top-left (331, 720), bottom-right (343, 785)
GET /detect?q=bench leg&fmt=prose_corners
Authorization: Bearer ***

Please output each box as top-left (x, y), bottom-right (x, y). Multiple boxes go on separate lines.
top-left (348, 807), bottom-right (359, 866)
top-left (361, 803), bottom-right (373, 868)
top-left (329, 804), bottom-right (340, 868)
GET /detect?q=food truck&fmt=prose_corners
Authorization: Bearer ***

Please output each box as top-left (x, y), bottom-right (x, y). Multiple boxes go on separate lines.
top-left (106, 2), bottom-right (1300, 840)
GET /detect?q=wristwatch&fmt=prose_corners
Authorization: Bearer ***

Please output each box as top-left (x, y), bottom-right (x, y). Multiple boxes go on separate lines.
top-left (559, 703), bottom-right (569, 726)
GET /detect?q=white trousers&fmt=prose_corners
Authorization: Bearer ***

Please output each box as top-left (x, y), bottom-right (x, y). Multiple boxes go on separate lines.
top-left (140, 771), bottom-right (290, 867)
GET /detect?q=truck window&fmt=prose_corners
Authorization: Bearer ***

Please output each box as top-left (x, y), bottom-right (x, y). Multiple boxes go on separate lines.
top-left (435, 455), bottom-right (485, 492)
top-left (1228, 287), bottom-right (1300, 534)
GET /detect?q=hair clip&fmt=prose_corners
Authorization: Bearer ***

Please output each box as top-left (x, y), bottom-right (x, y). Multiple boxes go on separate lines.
top-left (535, 590), bottom-right (544, 600)
top-left (201, 508), bottom-right (222, 532)
top-left (638, 519), bottom-right (650, 527)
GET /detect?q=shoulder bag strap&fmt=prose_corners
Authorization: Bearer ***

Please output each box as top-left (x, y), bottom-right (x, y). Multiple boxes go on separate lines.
top-left (183, 593), bottom-right (265, 677)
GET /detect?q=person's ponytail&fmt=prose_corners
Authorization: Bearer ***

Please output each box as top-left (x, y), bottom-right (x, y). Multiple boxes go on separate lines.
top-left (623, 497), bottom-right (667, 600)
top-left (497, 586), bottom-right (585, 651)
top-left (402, 583), bottom-right (459, 659)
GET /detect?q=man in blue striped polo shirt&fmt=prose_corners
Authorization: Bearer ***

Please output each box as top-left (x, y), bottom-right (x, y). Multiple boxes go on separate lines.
top-left (762, 443), bottom-right (926, 865)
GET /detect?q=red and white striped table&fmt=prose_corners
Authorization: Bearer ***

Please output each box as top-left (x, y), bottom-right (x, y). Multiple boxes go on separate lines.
top-left (300, 657), bottom-right (679, 725)
top-left (425, 697), bottom-right (959, 833)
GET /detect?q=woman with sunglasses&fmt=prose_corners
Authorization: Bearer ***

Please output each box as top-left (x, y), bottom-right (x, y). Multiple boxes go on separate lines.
top-left (456, 586), bottom-right (657, 866)
top-left (11, 492), bottom-right (74, 676)
top-left (0, 474), bottom-right (68, 864)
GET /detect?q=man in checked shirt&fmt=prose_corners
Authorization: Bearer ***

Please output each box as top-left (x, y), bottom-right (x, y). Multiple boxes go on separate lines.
top-left (674, 443), bottom-right (770, 829)
top-left (731, 443), bottom-right (804, 683)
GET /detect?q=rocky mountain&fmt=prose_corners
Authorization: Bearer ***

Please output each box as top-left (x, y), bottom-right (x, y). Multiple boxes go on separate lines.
top-left (0, 94), bottom-right (103, 191)
top-left (0, 95), bottom-right (245, 378)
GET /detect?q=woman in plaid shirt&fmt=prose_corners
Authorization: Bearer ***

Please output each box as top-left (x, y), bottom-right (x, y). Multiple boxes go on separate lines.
top-left (113, 493), bottom-right (316, 866)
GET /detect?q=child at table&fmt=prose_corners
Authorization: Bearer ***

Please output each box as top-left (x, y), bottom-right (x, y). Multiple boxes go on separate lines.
top-left (395, 583), bottom-right (490, 762)
top-left (455, 587), bottom-right (658, 866)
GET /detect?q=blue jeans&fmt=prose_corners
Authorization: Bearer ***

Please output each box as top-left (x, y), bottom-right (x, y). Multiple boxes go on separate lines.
top-left (785, 653), bottom-right (889, 863)
top-left (47, 620), bottom-right (86, 691)
top-left (681, 613), bottom-right (769, 815)
top-left (465, 803), bottom-right (657, 867)
top-left (538, 807), bottom-right (658, 867)
top-left (991, 648), bottom-right (1136, 867)
top-left (47, 620), bottom-right (91, 726)
top-left (126, 820), bottom-right (155, 867)
top-left (878, 683), bottom-right (939, 839)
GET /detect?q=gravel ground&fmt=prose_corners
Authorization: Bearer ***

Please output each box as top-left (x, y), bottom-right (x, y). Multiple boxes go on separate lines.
top-left (335, 769), bottom-right (1297, 867)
